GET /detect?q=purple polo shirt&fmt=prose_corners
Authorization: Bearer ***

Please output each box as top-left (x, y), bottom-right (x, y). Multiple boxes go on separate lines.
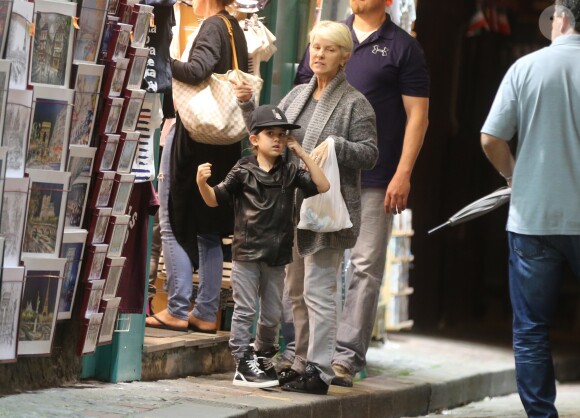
top-left (295, 14), bottom-right (430, 188)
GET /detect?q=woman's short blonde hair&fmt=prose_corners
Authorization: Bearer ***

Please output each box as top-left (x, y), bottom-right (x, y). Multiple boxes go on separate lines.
top-left (309, 20), bottom-right (353, 55)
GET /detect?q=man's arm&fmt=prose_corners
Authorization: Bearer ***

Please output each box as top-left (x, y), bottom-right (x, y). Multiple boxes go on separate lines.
top-left (481, 133), bottom-right (515, 186)
top-left (385, 95), bottom-right (429, 214)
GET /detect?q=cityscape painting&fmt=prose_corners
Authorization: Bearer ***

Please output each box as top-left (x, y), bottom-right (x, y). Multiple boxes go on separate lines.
top-left (2, 89), bottom-right (32, 178)
top-left (73, 0), bottom-right (108, 64)
top-left (65, 146), bottom-right (96, 228)
top-left (0, 266), bottom-right (24, 363)
top-left (6, 0), bottom-right (33, 90)
top-left (57, 229), bottom-right (88, 320)
top-left (70, 64), bottom-right (104, 146)
top-left (0, 178), bottom-right (30, 266)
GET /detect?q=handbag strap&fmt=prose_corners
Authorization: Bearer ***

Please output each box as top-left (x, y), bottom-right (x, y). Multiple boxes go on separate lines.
top-left (216, 14), bottom-right (240, 72)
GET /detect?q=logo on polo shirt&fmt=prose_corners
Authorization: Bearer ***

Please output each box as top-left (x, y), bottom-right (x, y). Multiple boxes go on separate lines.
top-left (372, 45), bottom-right (389, 56)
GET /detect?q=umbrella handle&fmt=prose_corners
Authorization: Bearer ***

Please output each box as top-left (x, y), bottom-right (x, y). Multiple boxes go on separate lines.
top-left (428, 221), bottom-right (451, 235)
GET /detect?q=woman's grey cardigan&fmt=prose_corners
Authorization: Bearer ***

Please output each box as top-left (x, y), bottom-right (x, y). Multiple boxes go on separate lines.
top-left (239, 70), bottom-right (378, 256)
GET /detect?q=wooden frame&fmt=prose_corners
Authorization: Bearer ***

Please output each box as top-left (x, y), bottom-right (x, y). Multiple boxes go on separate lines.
top-left (2, 89), bottom-right (32, 178)
top-left (21, 169), bottom-right (70, 259)
top-left (0, 177), bottom-right (30, 267)
top-left (97, 296), bottom-right (121, 345)
top-left (0, 266), bottom-right (25, 363)
top-left (57, 229), bottom-right (88, 320)
top-left (113, 132), bottom-right (139, 173)
top-left (70, 63), bottom-right (105, 146)
top-left (18, 257), bottom-right (66, 356)
top-left (65, 146), bottom-right (96, 229)
top-left (6, 0), bottom-right (33, 90)
top-left (101, 256), bottom-right (125, 299)
top-left (73, 0), bottom-right (109, 64)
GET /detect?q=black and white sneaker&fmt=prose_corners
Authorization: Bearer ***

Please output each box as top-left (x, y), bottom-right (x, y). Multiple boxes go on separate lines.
top-left (233, 353), bottom-right (279, 388)
top-left (254, 348), bottom-right (279, 383)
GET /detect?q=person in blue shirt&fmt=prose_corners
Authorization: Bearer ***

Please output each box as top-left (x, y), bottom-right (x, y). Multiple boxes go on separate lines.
top-left (197, 104), bottom-right (329, 388)
top-left (481, 2), bottom-right (580, 416)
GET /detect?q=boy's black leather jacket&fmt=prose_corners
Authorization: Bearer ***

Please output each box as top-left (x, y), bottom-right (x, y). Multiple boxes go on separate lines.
top-left (214, 155), bottom-right (318, 266)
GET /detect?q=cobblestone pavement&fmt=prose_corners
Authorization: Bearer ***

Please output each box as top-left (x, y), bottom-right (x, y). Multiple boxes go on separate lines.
top-left (411, 383), bottom-right (580, 418)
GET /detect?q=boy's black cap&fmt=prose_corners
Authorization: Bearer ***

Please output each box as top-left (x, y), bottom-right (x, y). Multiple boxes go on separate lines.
top-left (249, 105), bottom-right (301, 133)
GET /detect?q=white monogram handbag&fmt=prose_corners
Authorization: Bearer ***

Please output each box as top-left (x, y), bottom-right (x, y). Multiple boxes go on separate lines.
top-left (172, 15), bottom-right (263, 145)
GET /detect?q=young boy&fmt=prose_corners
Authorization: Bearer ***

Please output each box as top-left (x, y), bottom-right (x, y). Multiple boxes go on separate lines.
top-left (196, 104), bottom-right (330, 388)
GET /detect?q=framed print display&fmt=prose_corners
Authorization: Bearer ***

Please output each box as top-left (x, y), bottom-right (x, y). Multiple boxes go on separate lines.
top-left (2, 87), bottom-right (32, 178)
top-left (105, 214), bottom-right (129, 257)
top-left (26, 86), bottom-right (74, 172)
top-left (90, 170), bottom-right (115, 208)
top-left (81, 278), bottom-right (105, 319)
top-left (0, 177), bottom-right (30, 267)
top-left (73, 0), bottom-right (108, 64)
top-left (6, 0), bottom-right (33, 90)
top-left (100, 97), bottom-right (124, 135)
top-left (65, 146), bottom-right (96, 228)
top-left (0, 60), bottom-right (10, 145)
top-left (87, 207), bottom-right (112, 245)
top-left (18, 257), bottom-right (66, 356)
top-left (0, 266), bottom-right (25, 363)
top-left (113, 132), bottom-right (139, 173)
top-left (125, 47), bottom-right (148, 91)
top-left (70, 64), bottom-right (104, 146)
top-left (29, 1), bottom-right (76, 88)
top-left (21, 169), bottom-right (70, 259)
top-left (130, 4), bottom-right (153, 49)
top-left (78, 312), bottom-right (103, 355)
top-left (105, 58), bottom-right (129, 98)
top-left (57, 229), bottom-right (88, 320)
top-left (83, 243), bottom-right (108, 282)
top-left (97, 297), bottom-right (120, 345)
top-left (119, 89), bottom-right (144, 132)
top-left (95, 134), bottom-right (119, 172)
top-left (101, 256), bottom-right (125, 299)
top-left (0, 0), bottom-right (13, 58)
top-left (110, 173), bottom-right (135, 215)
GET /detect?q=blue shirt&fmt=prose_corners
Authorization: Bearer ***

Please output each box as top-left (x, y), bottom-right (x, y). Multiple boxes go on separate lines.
top-left (295, 14), bottom-right (430, 187)
top-left (481, 35), bottom-right (580, 235)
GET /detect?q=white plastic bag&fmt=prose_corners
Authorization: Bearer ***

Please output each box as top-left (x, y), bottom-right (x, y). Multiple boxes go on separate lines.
top-left (298, 137), bottom-right (353, 232)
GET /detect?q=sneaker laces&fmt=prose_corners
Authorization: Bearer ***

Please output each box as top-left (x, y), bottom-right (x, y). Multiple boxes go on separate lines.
top-left (245, 356), bottom-right (264, 375)
top-left (258, 356), bottom-right (274, 370)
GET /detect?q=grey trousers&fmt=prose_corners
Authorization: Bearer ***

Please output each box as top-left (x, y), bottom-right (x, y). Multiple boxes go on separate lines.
top-left (229, 260), bottom-right (285, 359)
top-left (333, 187), bottom-right (393, 373)
top-left (287, 245), bottom-right (343, 385)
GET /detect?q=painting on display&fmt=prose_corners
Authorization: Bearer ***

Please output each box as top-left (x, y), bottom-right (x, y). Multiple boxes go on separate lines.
top-left (119, 89), bottom-right (145, 132)
top-left (0, 146), bottom-right (6, 217)
top-left (0, 266), bottom-right (25, 363)
top-left (57, 229), bottom-right (88, 320)
top-left (6, 0), bottom-right (33, 90)
top-left (0, 0), bottom-right (14, 58)
top-left (101, 256), bottom-right (125, 299)
top-left (78, 312), bottom-right (103, 355)
top-left (73, 0), bottom-right (108, 64)
top-left (0, 178), bottom-right (29, 267)
top-left (70, 64), bottom-right (104, 146)
top-left (29, 1), bottom-right (76, 88)
top-left (65, 146), bottom-right (96, 229)
top-left (26, 86), bottom-right (74, 172)
top-left (1, 89), bottom-right (32, 178)
top-left (0, 60), bottom-right (10, 145)
top-left (125, 47), bottom-right (148, 91)
top-left (110, 173), bottom-right (135, 216)
top-left (97, 297), bottom-right (120, 346)
top-left (18, 257), bottom-right (66, 356)
top-left (21, 169), bottom-right (70, 259)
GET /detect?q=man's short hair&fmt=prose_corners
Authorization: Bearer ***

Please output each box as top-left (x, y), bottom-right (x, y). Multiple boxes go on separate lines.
top-left (556, 0), bottom-right (580, 31)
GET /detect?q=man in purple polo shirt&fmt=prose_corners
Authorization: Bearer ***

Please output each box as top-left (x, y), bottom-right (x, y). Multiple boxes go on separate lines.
top-left (290, 0), bottom-right (430, 387)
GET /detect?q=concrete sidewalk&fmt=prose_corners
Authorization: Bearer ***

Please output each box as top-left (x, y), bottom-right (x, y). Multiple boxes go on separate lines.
top-left (0, 333), bottom-right (577, 418)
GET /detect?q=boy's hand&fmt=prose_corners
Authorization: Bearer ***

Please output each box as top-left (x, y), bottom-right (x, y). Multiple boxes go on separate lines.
top-left (197, 163), bottom-right (212, 185)
top-left (286, 137), bottom-right (307, 158)
top-left (230, 79), bottom-right (253, 102)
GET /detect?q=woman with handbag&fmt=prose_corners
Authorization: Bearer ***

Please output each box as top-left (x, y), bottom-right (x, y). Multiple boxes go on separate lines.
top-left (146, 0), bottom-right (248, 333)
top-left (233, 20), bottom-right (378, 394)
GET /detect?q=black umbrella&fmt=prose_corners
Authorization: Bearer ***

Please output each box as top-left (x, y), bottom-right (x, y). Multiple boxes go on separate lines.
top-left (428, 186), bottom-right (511, 234)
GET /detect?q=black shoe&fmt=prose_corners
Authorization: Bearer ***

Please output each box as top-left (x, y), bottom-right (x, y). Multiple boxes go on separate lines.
top-left (233, 353), bottom-right (278, 388)
top-left (281, 364), bottom-right (329, 395)
top-left (278, 367), bottom-right (301, 386)
top-left (254, 348), bottom-right (279, 382)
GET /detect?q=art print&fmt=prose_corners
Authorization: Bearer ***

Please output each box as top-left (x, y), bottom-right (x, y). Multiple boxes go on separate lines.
top-left (0, 236), bottom-right (4, 269)
top-left (126, 48), bottom-right (148, 90)
top-left (131, 5), bottom-right (153, 49)
top-left (107, 215), bottom-right (129, 257)
top-left (98, 135), bottom-right (119, 171)
top-left (0, 60), bottom-right (10, 145)
top-left (1, 89), bottom-right (32, 178)
top-left (97, 297), bottom-right (120, 345)
top-left (102, 256), bottom-right (125, 299)
top-left (6, 0), bottom-right (33, 90)
top-left (120, 92), bottom-right (144, 132)
top-left (29, 1), bottom-right (75, 88)
top-left (18, 257), bottom-right (66, 356)
top-left (107, 0), bottom-right (120, 16)
top-left (73, 0), bottom-right (108, 64)
top-left (80, 312), bottom-right (103, 355)
top-left (26, 87), bottom-right (74, 172)
top-left (83, 279), bottom-right (104, 318)
top-left (0, 0), bottom-right (13, 58)
top-left (111, 23), bottom-right (132, 62)
top-left (111, 174), bottom-right (134, 215)
top-left (115, 135), bottom-right (138, 173)
top-left (94, 171), bottom-right (115, 208)
top-left (65, 146), bottom-right (96, 228)
top-left (0, 146), bottom-right (6, 216)
top-left (89, 208), bottom-right (112, 245)
top-left (22, 170), bottom-right (70, 258)
top-left (70, 64), bottom-right (104, 146)
top-left (0, 266), bottom-right (24, 363)
top-left (58, 229), bottom-right (87, 320)
top-left (0, 178), bottom-right (29, 267)
top-left (103, 98), bottom-right (124, 134)
top-left (108, 58), bottom-right (129, 97)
